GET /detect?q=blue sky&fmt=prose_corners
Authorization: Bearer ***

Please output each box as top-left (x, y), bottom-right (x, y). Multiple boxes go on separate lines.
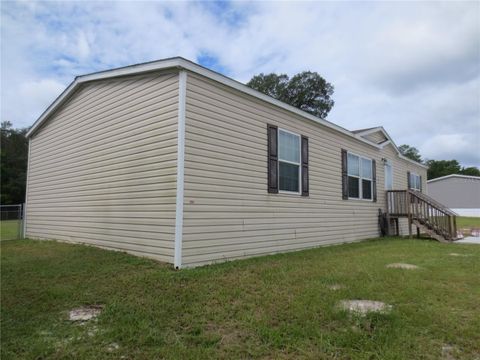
top-left (1, 1), bottom-right (479, 166)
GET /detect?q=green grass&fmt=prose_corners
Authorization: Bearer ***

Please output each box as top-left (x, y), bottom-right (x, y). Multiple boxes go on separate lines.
top-left (2, 238), bottom-right (479, 359)
top-left (0, 220), bottom-right (22, 241)
top-left (457, 216), bottom-right (480, 229)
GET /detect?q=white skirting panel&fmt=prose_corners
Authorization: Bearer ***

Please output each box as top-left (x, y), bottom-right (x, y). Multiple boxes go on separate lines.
top-left (451, 208), bottom-right (480, 217)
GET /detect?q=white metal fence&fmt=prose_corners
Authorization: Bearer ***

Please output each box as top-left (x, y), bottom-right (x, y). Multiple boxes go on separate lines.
top-left (0, 204), bottom-right (24, 240)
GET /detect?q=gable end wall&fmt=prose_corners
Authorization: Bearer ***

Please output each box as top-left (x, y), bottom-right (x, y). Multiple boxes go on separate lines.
top-left (25, 71), bottom-right (180, 262)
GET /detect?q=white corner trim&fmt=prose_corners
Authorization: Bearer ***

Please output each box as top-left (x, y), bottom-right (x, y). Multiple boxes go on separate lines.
top-left (174, 70), bottom-right (187, 269)
top-left (23, 139), bottom-right (31, 238)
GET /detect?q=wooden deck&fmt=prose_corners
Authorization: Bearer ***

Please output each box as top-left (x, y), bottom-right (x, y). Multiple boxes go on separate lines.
top-left (385, 190), bottom-right (458, 242)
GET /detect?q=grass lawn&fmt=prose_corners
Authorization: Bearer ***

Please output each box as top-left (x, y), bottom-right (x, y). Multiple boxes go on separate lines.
top-left (1, 238), bottom-right (479, 359)
top-left (457, 216), bottom-right (480, 229)
top-left (0, 220), bottom-right (21, 241)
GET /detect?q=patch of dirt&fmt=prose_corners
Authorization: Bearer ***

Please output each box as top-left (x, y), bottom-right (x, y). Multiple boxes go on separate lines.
top-left (107, 343), bottom-right (120, 352)
top-left (448, 253), bottom-right (472, 257)
top-left (442, 345), bottom-right (458, 360)
top-left (338, 300), bottom-right (392, 315)
top-left (328, 284), bottom-right (346, 291)
top-left (386, 263), bottom-right (419, 270)
top-left (68, 305), bottom-right (104, 321)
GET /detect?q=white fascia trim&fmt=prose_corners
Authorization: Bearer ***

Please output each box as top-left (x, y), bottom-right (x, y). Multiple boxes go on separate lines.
top-left (427, 174), bottom-right (480, 183)
top-left (23, 139), bottom-right (31, 238)
top-left (174, 70), bottom-right (187, 269)
top-left (354, 126), bottom-right (384, 137)
top-left (26, 80), bottom-right (78, 138)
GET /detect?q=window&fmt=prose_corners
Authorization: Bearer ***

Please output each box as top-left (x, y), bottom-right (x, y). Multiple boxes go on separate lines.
top-left (278, 129), bottom-right (301, 193)
top-left (347, 153), bottom-right (373, 200)
top-left (409, 172), bottom-right (421, 191)
top-left (384, 161), bottom-right (393, 190)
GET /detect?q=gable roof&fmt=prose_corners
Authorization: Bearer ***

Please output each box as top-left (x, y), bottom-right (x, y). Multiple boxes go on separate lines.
top-left (427, 174), bottom-right (480, 183)
top-left (26, 57), bottom-right (427, 168)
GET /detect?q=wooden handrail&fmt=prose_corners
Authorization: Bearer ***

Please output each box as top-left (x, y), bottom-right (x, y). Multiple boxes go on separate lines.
top-left (386, 189), bottom-right (457, 241)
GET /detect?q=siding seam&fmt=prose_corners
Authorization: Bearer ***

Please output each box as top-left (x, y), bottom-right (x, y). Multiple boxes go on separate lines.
top-left (174, 71), bottom-right (187, 269)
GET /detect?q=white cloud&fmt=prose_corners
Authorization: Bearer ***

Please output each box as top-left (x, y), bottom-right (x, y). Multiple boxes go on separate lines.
top-left (421, 133), bottom-right (480, 167)
top-left (1, 1), bottom-right (479, 166)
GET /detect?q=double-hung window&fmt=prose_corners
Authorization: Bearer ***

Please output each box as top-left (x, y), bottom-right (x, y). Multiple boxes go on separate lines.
top-left (409, 172), bottom-right (421, 191)
top-left (347, 153), bottom-right (373, 200)
top-left (267, 124), bottom-right (309, 196)
top-left (278, 129), bottom-right (301, 193)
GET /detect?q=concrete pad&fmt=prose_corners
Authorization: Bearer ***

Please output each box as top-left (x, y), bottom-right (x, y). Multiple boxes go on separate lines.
top-left (455, 236), bottom-right (480, 244)
top-left (69, 305), bottom-right (103, 321)
top-left (338, 300), bottom-right (392, 315)
top-left (386, 263), bottom-right (419, 269)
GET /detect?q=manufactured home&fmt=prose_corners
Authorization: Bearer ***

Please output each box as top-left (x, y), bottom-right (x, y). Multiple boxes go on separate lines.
top-left (427, 175), bottom-right (480, 217)
top-left (25, 57), bottom-right (456, 268)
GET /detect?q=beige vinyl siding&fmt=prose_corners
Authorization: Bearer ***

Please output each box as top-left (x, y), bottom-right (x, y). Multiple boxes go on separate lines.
top-left (26, 72), bottom-right (179, 262)
top-left (362, 130), bottom-right (387, 144)
top-left (182, 73), bottom-right (426, 267)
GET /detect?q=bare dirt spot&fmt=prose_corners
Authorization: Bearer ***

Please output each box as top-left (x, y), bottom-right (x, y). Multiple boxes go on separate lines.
top-left (338, 300), bottom-right (392, 315)
top-left (448, 253), bottom-right (471, 257)
top-left (107, 343), bottom-right (120, 352)
top-left (442, 345), bottom-right (458, 360)
top-left (328, 284), bottom-right (346, 291)
top-left (68, 305), bottom-right (104, 321)
top-left (386, 263), bottom-right (419, 270)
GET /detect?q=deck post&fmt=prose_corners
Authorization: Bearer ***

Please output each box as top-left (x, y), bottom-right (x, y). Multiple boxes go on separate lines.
top-left (453, 216), bottom-right (457, 239)
top-left (407, 191), bottom-right (412, 238)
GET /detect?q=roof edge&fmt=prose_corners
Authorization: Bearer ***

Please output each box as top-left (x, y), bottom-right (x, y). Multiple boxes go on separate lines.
top-left (25, 57), bottom-right (427, 170)
top-left (427, 174), bottom-right (480, 183)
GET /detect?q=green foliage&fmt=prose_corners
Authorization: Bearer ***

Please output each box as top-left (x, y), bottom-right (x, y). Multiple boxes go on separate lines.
top-left (1, 122), bottom-right (29, 204)
top-left (460, 166), bottom-right (480, 176)
top-left (398, 144), bottom-right (422, 163)
top-left (247, 71), bottom-right (334, 118)
top-left (425, 159), bottom-right (480, 180)
top-left (2, 239), bottom-right (480, 359)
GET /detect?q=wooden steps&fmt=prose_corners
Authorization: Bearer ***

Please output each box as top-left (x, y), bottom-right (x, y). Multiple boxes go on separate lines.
top-left (386, 189), bottom-right (457, 243)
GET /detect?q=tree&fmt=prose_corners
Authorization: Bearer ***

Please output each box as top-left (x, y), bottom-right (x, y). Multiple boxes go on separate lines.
top-left (247, 71), bottom-right (334, 118)
top-left (398, 144), bottom-right (422, 163)
top-left (425, 159), bottom-right (461, 180)
top-left (1, 121), bottom-right (29, 204)
top-left (425, 159), bottom-right (480, 179)
top-left (460, 166), bottom-right (480, 176)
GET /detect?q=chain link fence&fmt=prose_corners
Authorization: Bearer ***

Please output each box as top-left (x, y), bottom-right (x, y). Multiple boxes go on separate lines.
top-left (1, 204), bottom-right (24, 240)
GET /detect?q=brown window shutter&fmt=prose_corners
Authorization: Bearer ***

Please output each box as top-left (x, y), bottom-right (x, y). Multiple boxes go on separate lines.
top-left (301, 135), bottom-right (309, 196)
top-left (372, 159), bottom-right (377, 202)
top-left (407, 171), bottom-right (411, 189)
top-left (419, 175), bottom-right (423, 192)
top-left (341, 149), bottom-right (348, 200)
top-left (267, 124), bottom-right (278, 193)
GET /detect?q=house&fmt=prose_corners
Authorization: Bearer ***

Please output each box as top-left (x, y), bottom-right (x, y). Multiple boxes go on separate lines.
top-left (427, 175), bottom-right (480, 217)
top-left (25, 57), bottom-right (448, 268)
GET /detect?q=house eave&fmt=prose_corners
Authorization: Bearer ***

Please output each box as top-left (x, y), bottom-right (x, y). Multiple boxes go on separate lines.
top-left (26, 57), bottom-right (425, 169)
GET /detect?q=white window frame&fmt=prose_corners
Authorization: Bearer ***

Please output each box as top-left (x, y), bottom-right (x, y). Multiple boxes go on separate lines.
top-left (410, 172), bottom-right (421, 191)
top-left (347, 151), bottom-right (373, 201)
top-left (384, 160), bottom-right (393, 190)
top-left (278, 128), bottom-right (301, 195)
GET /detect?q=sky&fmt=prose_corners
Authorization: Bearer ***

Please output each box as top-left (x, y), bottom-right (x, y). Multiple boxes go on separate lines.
top-left (1, 1), bottom-right (479, 167)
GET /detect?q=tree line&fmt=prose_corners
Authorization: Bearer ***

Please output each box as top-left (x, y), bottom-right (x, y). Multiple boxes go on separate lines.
top-left (397, 144), bottom-right (480, 179)
top-left (1, 70), bottom-right (478, 205)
